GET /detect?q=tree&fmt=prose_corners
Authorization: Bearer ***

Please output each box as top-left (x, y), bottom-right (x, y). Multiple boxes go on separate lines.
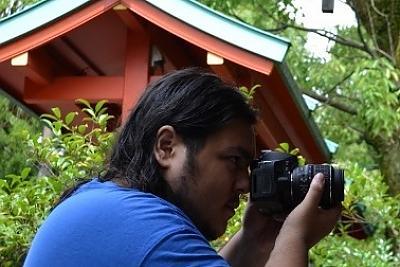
top-left (200, 0), bottom-right (400, 195)
top-left (0, 0), bottom-right (38, 17)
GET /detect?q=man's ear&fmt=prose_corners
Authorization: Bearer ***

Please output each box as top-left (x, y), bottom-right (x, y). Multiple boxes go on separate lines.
top-left (154, 125), bottom-right (181, 168)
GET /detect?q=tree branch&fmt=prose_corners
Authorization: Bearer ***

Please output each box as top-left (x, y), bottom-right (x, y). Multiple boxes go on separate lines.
top-left (302, 89), bottom-right (358, 115)
top-left (370, 0), bottom-right (395, 57)
top-left (247, 0), bottom-right (396, 64)
top-left (347, 0), bottom-right (378, 58)
top-left (326, 71), bottom-right (355, 94)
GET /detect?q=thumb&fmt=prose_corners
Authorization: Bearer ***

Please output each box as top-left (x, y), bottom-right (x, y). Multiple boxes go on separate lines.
top-left (301, 173), bottom-right (325, 209)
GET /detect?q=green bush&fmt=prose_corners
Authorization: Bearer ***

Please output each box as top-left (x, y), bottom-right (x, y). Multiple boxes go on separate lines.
top-left (0, 168), bottom-right (61, 266)
top-left (0, 99), bottom-right (115, 266)
top-left (0, 96), bottom-right (40, 179)
top-left (310, 161), bottom-right (400, 266)
top-left (2, 99), bottom-right (400, 266)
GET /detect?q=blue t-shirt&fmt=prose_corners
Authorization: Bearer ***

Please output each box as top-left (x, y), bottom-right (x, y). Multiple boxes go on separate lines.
top-left (24, 179), bottom-right (229, 267)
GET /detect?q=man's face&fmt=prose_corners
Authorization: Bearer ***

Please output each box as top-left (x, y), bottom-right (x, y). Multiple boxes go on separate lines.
top-left (164, 119), bottom-right (255, 240)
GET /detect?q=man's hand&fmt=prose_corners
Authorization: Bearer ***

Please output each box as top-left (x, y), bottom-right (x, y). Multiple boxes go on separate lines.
top-left (265, 173), bottom-right (342, 267)
top-left (221, 173), bottom-right (341, 267)
top-left (240, 199), bottom-right (282, 252)
top-left (280, 173), bottom-right (342, 248)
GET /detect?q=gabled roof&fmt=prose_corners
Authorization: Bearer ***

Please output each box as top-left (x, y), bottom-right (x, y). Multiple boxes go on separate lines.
top-left (0, 0), bottom-right (290, 62)
top-left (0, 0), bottom-right (331, 162)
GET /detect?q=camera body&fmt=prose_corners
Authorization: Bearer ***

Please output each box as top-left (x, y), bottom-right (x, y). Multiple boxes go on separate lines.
top-left (250, 150), bottom-right (344, 215)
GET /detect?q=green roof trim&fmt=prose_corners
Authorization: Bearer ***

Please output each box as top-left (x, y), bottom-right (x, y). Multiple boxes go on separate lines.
top-left (276, 63), bottom-right (331, 160)
top-left (0, 0), bottom-right (90, 45)
top-left (146, 0), bottom-right (291, 62)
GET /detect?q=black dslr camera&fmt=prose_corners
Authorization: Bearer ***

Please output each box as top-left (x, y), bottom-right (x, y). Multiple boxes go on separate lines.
top-left (250, 150), bottom-right (344, 215)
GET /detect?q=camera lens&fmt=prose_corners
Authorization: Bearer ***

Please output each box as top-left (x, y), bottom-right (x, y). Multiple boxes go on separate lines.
top-left (290, 164), bottom-right (344, 208)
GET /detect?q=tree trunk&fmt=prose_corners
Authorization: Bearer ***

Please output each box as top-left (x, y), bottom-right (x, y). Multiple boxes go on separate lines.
top-left (367, 130), bottom-right (400, 194)
top-left (349, 0), bottom-right (400, 65)
top-left (377, 140), bottom-right (400, 194)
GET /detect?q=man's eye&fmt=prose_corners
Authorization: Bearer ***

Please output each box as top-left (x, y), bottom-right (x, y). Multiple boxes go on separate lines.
top-left (228, 156), bottom-right (246, 168)
top-left (229, 156), bottom-right (240, 165)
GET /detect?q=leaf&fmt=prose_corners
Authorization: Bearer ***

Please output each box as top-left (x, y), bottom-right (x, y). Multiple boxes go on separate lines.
top-left (20, 167), bottom-right (31, 179)
top-left (249, 84), bottom-right (261, 95)
top-left (290, 148), bottom-right (300, 155)
top-left (297, 156), bottom-right (306, 166)
top-left (65, 112), bottom-right (77, 126)
top-left (51, 107), bottom-right (61, 119)
top-left (40, 113), bottom-right (58, 121)
top-left (82, 108), bottom-right (96, 118)
top-left (97, 107), bottom-right (108, 116)
top-left (98, 114), bottom-right (108, 127)
top-left (78, 124), bottom-right (88, 134)
top-left (278, 142), bottom-right (289, 153)
top-left (53, 121), bottom-right (63, 135)
top-left (95, 100), bottom-right (107, 114)
top-left (76, 98), bottom-right (91, 109)
top-left (41, 118), bottom-right (54, 129)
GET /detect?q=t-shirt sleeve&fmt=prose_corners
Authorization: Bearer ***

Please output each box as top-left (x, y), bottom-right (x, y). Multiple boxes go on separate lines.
top-left (139, 228), bottom-right (230, 267)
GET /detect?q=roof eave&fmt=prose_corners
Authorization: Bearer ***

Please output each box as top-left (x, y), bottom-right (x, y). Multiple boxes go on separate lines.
top-left (144, 0), bottom-right (290, 63)
top-left (275, 62), bottom-right (331, 161)
top-left (0, 0), bottom-right (91, 46)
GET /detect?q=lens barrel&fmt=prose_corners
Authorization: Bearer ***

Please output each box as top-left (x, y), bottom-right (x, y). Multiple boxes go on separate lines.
top-left (291, 164), bottom-right (344, 208)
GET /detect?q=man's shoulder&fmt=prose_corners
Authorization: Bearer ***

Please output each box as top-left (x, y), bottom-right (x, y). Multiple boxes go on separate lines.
top-left (60, 179), bottom-right (194, 231)
top-left (25, 179), bottom-right (222, 266)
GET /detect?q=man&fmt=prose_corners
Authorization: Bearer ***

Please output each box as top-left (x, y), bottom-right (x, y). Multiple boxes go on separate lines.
top-left (24, 68), bottom-right (341, 267)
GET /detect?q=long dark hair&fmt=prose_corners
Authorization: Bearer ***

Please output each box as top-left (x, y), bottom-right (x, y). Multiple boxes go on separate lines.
top-left (101, 67), bottom-right (256, 196)
top-left (57, 67), bottom-right (256, 203)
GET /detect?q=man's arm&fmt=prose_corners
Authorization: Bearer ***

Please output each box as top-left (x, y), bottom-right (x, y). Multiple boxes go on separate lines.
top-left (219, 201), bottom-right (283, 267)
top-left (220, 173), bottom-right (341, 267)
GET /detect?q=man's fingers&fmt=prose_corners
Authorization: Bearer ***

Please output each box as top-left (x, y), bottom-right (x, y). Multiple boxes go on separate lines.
top-left (301, 173), bottom-right (325, 209)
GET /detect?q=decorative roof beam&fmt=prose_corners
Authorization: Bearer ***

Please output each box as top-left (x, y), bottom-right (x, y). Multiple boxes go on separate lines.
top-left (60, 36), bottom-right (105, 76)
top-left (121, 18), bottom-right (150, 121)
top-left (123, 0), bottom-right (275, 75)
top-left (23, 76), bottom-right (123, 103)
top-left (11, 49), bottom-right (54, 86)
top-left (145, 23), bottom-right (193, 70)
top-left (0, 0), bottom-right (118, 62)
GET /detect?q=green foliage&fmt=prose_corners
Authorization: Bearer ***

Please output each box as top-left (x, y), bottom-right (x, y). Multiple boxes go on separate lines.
top-left (239, 84), bottom-right (260, 102)
top-left (199, 0), bottom-right (297, 31)
top-left (0, 95), bottom-right (40, 179)
top-left (0, 0), bottom-right (41, 18)
top-left (0, 168), bottom-right (62, 266)
top-left (36, 99), bottom-right (114, 180)
top-left (311, 161), bottom-right (400, 266)
top-left (275, 142), bottom-right (306, 166)
top-left (201, 1), bottom-right (400, 265)
top-left (0, 100), bottom-right (115, 265)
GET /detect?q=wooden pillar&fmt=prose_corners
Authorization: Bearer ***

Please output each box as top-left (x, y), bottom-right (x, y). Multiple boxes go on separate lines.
top-left (121, 24), bottom-right (150, 121)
